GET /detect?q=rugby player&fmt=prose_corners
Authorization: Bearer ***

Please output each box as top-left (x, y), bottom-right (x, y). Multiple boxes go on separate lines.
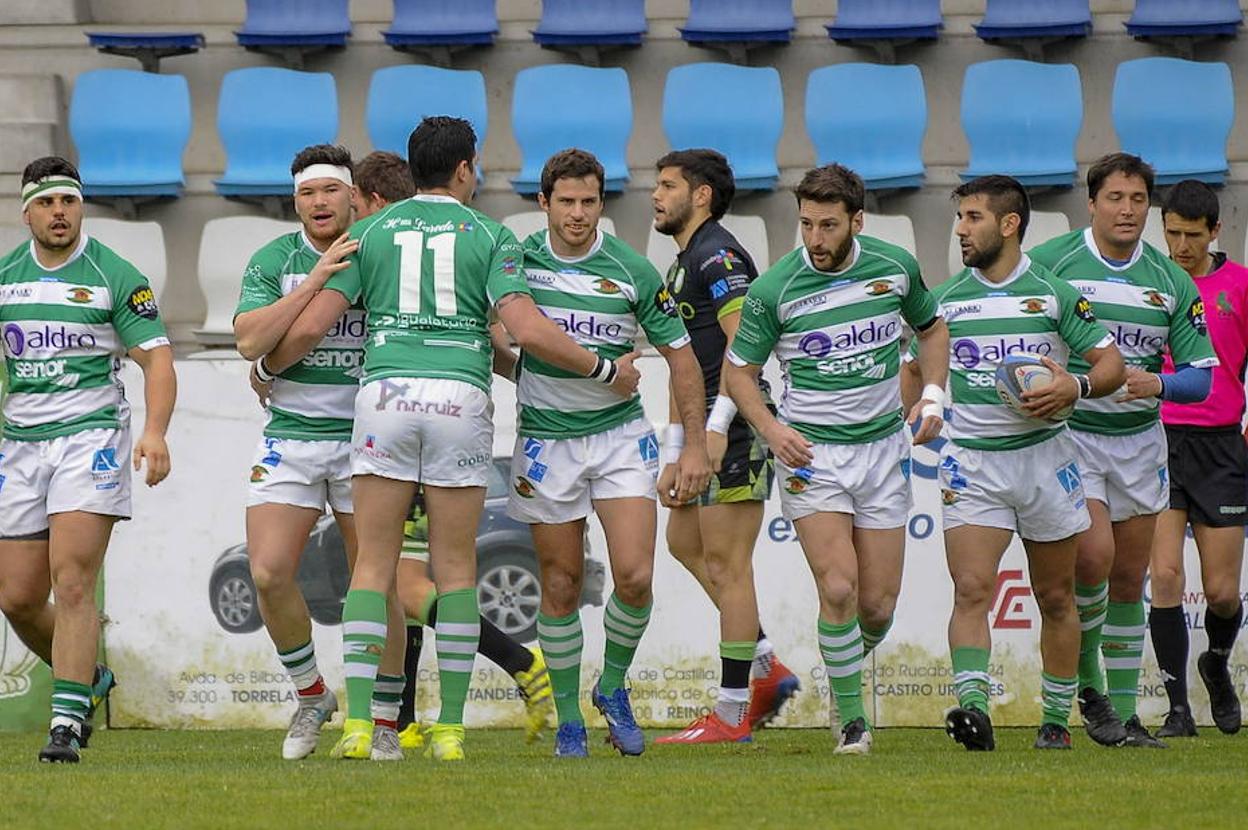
top-left (724, 164), bottom-right (950, 754)
top-left (0, 156), bottom-right (176, 762)
top-left (906, 175), bottom-right (1125, 751)
top-left (1149, 179), bottom-right (1245, 737)
top-left (647, 149), bottom-right (799, 744)
top-left (493, 148), bottom-right (709, 758)
top-left (260, 117), bottom-right (639, 762)
top-left (1030, 154), bottom-right (1217, 747)
top-left (234, 145), bottom-right (408, 761)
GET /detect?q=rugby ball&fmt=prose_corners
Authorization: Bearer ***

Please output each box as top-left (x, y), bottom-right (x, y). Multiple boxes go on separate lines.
top-left (994, 354), bottom-right (1074, 422)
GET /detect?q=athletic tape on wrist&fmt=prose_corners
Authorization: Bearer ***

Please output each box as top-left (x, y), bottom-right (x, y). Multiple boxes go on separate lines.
top-left (920, 383), bottom-right (946, 409)
top-left (706, 395), bottom-right (737, 434)
top-left (662, 425), bottom-right (684, 465)
top-left (254, 358), bottom-right (276, 384)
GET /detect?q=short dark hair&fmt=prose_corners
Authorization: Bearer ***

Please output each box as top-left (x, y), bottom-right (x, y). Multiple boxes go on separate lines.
top-left (1087, 152), bottom-right (1154, 201)
top-left (540, 148), bottom-right (605, 200)
top-left (290, 144), bottom-right (353, 177)
top-left (794, 164), bottom-right (865, 215)
top-left (355, 151), bottom-right (415, 203)
top-left (407, 116), bottom-right (476, 191)
top-left (22, 156), bottom-right (80, 188)
top-left (1161, 179), bottom-right (1220, 230)
top-left (952, 175), bottom-right (1032, 240)
top-left (655, 149), bottom-right (735, 221)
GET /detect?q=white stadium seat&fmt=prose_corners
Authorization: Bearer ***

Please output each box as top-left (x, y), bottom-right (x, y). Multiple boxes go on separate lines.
top-left (649, 213), bottom-right (769, 277)
top-left (947, 210), bottom-right (1071, 277)
top-left (83, 217), bottom-right (168, 303)
top-left (196, 216), bottom-right (299, 342)
top-left (501, 211), bottom-right (614, 244)
top-left (0, 225), bottom-right (26, 254)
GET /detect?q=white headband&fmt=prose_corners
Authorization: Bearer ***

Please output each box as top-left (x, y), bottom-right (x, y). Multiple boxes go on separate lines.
top-left (21, 176), bottom-right (82, 210)
top-left (293, 164), bottom-right (353, 191)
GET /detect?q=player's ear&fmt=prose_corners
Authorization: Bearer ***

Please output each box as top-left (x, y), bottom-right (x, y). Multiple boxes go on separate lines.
top-left (851, 209), bottom-right (864, 235)
top-left (537, 191), bottom-right (550, 213)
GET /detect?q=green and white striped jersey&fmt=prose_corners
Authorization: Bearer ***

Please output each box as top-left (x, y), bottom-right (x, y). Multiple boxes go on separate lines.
top-left (728, 236), bottom-right (939, 444)
top-left (235, 231), bottom-right (365, 441)
top-left (324, 194), bottom-right (530, 392)
top-left (517, 229), bottom-right (689, 439)
top-left (926, 256), bottom-right (1112, 451)
top-left (0, 234), bottom-right (168, 441)
top-left (1029, 228), bottom-right (1217, 436)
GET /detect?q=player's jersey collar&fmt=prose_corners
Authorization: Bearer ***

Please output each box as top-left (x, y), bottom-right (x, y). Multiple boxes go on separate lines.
top-left (413, 193), bottom-right (461, 204)
top-left (1082, 226), bottom-right (1143, 271)
top-left (971, 254), bottom-right (1031, 288)
top-left (543, 227), bottom-right (604, 264)
top-left (28, 231), bottom-right (89, 273)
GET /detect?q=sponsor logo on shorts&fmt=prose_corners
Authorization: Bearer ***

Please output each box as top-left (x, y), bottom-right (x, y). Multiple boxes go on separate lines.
top-left (1056, 461), bottom-right (1086, 509)
top-left (638, 433), bottom-right (660, 470)
top-left (1158, 466), bottom-right (1168, 489)
top-left (359, 434), bottom-right (391, 461)
top-left (784, 466), bottom-right (813, 495)
top-left (66, 287), bottom-right (93, 304)
top-left (1019, 297), bottom-right (1047, 314)
top-left (899, 457), bottom-right (911, 480)
top-left (527, 461), bottom-right (547, 481)
top-left (261, 437), bottom-right (282, 467)
top-left (127, 286), bottom-right (159, 320)
top-left (250, 465), bottom-right (269, 483)
top-left (593, 278), bottom-right (621, 295)
top-left (1219, 505), bottom-right (1247, 515)
top-left (514, 477), bottom-right (535, 498)
top-left (457, 452), bottom-right (488, 468)
top-left (523, 437), bottom-right (544, 460)
top-left (91, 448), bottom-right (120, 473)
top-left (941, 488), bottom-right (958, 505)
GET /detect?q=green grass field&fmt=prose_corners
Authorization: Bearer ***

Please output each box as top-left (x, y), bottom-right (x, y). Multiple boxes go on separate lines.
top-left (2, 727), bottom-right (1246, 829)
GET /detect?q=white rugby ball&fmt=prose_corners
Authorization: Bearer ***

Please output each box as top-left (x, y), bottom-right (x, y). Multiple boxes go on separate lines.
top-left (994, 354), bottom-right (1074, 422)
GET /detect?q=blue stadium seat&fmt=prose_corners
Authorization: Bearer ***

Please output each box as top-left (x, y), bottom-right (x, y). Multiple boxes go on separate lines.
top-left (84, 32), bottom-right (205, 73)
top-left (511, 65), bottom-right (631, 195)
top-left (679, 0), bottom-right (794, 44)
top-left (805, 64), bottom-right (926, 190)
top-left (235, 0), bottom-right (350, 47)
top-left (960, 60), bottom-right (1083, 187)
top-left (825, 0), bottom-right (943, 41)
top-left (366, 66), bottom-right (487, 156)
top-left (69, 69), bottom-right (191, 198)
top-left (215, 68), bottom-right (338, 197)
top-left (974, 1), bottom-right (1091, 40)
top-left (532, 0), bottom-right (646, 47)
top-left (1112, 58), bottom-right (1234, 185)
top-left (384, 0), bottom-right (498, 47)
top-left (1126, 0), bottom-right (1242, 38)
top-left (663, 63), bottom-right (783, 191)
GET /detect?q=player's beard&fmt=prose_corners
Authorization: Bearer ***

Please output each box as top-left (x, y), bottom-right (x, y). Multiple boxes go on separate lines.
top-left (655, 197), bottom-right (692, 236)
top-left (961, 231), bottom-right (1004, 270)
top-left (32, 221), bottom-right (79, 252)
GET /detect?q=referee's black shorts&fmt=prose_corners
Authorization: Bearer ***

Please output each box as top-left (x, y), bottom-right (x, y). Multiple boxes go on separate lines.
top-left (1165, 423), bottom-right (1248, 527)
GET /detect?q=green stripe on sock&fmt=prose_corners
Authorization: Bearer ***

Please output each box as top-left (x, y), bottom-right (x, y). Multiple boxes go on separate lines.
top-left (342, 589), bottom-right (388, 721)
top-left (951, 646), bottom-right (991, 713)
top-left (51, 679), bottom-right (92, 722)
top-left (1103, 600), bottom-right (1145, 720)
top-left (1076, 581), bottom-right (1108, 694)
top-left (1041, 672), bottom-right (1078, 727)
top-left (538, 610), bottom-right (584, 726)
top-left (818, 618), bottom-right (866, 728)
top-left (861, 618), bottom-right (893, 657)
top-left (719, 641), bottom-right (756, 662)
top-left (600, 594), bottom-right (651, 695)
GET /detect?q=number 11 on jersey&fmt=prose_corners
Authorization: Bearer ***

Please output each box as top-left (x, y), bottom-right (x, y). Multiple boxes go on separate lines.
top-left (395, 230), bottom-right (458, 317)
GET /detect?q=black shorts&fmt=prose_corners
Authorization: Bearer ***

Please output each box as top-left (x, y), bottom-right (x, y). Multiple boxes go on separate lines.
top-left (697, 415), bottom-right (774, 506)
top-left (1165, 424), bottom-right (1248, 527)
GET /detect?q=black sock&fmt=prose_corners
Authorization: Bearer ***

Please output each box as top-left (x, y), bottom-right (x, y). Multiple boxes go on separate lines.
top-left (398, 624), bottom-right (423, 729)
top-left (1206, 602), bottom-right (1244, 658)
top-left (723, 656), bottom-right (751, 690)
top-left (478, 616), bottom-right (534, 678)
top-left (1150, 605), bottom-right (1189, 710)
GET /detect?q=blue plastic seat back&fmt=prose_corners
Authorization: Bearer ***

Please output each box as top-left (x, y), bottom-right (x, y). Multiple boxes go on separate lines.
top-left (1127, 0), bottom-right (1243, 36)
top-left (662, 63), bottom-right (782, 189)
top-left (236, 0), bottom-right (350, 44)
top-left (69, 69), bottom-right (191, 194)
top-left (385, 0), bottom-right (498, 45)
top-left (961, 60), bottom-right (1082, 185)
top-left (681, 0), bottom-right (794, 41)
top-left (1112, 58), bottom-right (1234, 184)
top-left (533, 0), bottom-right (646, 45)
top-left (216, 68), bottom-right (339, 192)
top-left (975, 1), bottom-right (1091, 39)
top-left (826, 0), bottom-right (943, 39)
top-left (367, 66), bottom-right (487, 156)
top-left (806, 64), bottom-right (926, 189)
top-left (511, 65), bottom-right (632, 194)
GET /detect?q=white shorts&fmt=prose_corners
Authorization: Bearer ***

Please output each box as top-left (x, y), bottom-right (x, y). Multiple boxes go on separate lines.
top-left (776, 428), bottom-right (912, 528)
top-left (506, 417), bottom-right (660, 525)
top-left (351, 377), bottom-right (494, 488)
top-left (1071, 422), bottom-right (1169, 522)
top-left (245, 436), bottom-right (352, 514)
top-left (0, 427), bottom-right (131, 537)
top-left (939, 430), bottom-right (1091, 543)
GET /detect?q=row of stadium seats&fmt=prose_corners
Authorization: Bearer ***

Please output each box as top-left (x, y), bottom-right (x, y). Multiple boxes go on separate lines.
top-left (0, 206), bottom-right (1209, 346)
top-left (67, 57), bottom-right (1235, 202)
top-left (84, 0), bottom-right (1244, 68)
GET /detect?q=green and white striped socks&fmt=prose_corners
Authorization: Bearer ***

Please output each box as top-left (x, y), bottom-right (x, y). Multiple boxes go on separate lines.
top-left (600, 593), bottom-right (651, 695)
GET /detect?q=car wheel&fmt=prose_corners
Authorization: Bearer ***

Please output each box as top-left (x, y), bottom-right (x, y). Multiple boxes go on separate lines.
top-left (210, 563), bottom-right (263, 634)
top-left (477, 549), bottom-right (542, 642)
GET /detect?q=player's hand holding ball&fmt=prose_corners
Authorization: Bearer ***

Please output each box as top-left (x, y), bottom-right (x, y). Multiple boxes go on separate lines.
top-left (999, 354), bottom-right (1078, 422)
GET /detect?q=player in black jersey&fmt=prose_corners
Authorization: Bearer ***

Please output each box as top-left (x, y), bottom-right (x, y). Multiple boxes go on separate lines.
top-left (651, 150), bottom-right (799, 744)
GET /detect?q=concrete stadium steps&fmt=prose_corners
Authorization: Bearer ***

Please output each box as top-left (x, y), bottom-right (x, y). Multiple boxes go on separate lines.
top-left (0, 75), bottom-right (63, 173)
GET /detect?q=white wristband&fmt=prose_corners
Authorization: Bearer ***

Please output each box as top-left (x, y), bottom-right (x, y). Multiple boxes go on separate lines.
top-left (920, 383), bottom-right (946, 408)
top-left (706, 395), bottom-right (737, 434)
top-left (662, 425), bottom-right (684, 465)
top-left (254, 358), bottom-right (276, 384)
